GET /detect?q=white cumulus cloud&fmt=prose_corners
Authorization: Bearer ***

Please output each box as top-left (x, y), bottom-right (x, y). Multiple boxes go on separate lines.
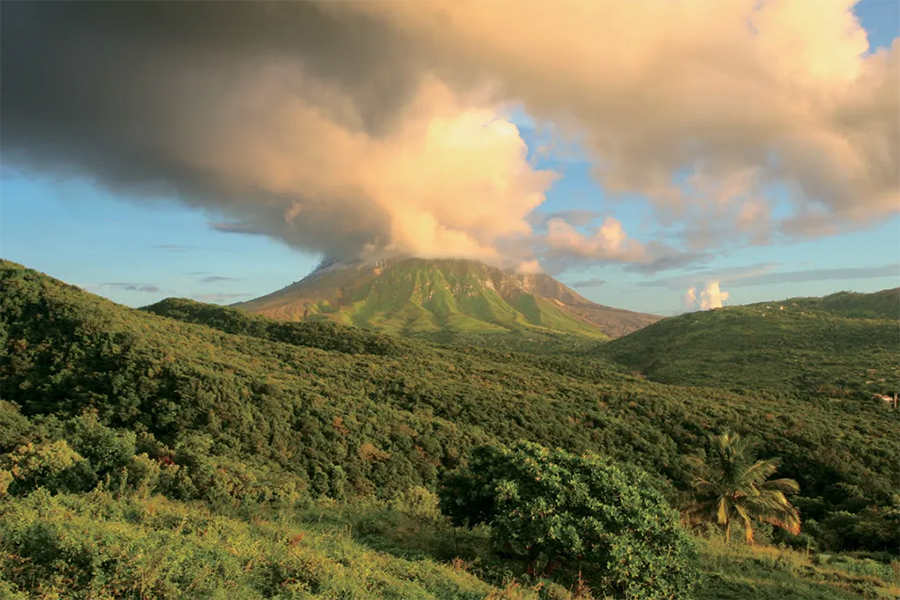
top-left (684, 282), bottom-right (731, 310)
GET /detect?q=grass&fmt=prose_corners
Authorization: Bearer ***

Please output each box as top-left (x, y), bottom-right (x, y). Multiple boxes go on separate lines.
top-left (0, 491), bottom-right (499, 600)
top-left (696, 533), bottom-right (900, 600)
top-left (4, 490), bottom-right (896, 600)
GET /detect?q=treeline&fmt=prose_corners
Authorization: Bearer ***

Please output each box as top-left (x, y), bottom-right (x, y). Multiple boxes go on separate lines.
top-left (1, 260), bottom-right (897, 555)
top-left (143, 297), bottom-right (415, 357)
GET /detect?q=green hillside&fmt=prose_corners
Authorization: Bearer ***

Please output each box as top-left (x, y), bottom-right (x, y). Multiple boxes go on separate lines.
top-left (1, 260), bottom-right (898, 599)
top-left (601, 292), bottom-right (900, 399)
top-left (236, 258), bottom-right (661, 350)
top-left (791, 289), bottom-right (899, 320)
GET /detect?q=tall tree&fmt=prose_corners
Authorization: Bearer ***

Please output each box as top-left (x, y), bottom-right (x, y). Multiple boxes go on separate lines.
top-left (688, 432), bottom-right (801, 544)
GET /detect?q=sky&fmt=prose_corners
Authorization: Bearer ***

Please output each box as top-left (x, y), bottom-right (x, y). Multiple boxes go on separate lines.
top-left (1, 0), bottom-right (898, 315)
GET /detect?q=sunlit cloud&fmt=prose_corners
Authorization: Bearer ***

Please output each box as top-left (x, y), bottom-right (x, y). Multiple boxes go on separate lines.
top-left (2, 1), bottom-right (895, 276)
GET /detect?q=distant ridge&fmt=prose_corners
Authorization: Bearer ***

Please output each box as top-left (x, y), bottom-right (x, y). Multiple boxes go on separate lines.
top-left (601, 288), bottom-right (900, 397)
top-left (235, 258), bottom-right (660, 343)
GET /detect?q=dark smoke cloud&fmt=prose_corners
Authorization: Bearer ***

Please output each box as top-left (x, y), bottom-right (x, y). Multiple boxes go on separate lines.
top-left (1, 2), bottom-right (425, 262)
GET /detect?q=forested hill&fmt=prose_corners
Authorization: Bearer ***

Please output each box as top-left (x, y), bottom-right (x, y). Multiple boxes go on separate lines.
top-left (601, 290), bottom-right (900, 398)
top-left (1, 259), bottom-right (898, 559)
top-left (790, 288), bottom-right (900, 320)
top-left (143, 297), bottom-right (416, 357)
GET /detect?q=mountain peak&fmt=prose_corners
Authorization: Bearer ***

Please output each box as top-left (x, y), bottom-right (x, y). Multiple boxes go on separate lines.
top-left (236, 257), bottom-right (661, 342)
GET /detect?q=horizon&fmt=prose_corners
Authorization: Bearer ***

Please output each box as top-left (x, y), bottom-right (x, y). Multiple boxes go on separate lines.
top-left (2, 0), bottom-right (898, 315)
top-left (3, 254), bottom-right (895, 319)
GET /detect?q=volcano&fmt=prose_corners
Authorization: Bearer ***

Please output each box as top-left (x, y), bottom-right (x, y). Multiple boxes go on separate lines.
top-left (236, 258), bottom-right (661, 344)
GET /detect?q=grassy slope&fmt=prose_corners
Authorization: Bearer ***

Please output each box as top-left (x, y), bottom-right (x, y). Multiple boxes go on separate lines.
top-left (0, 491), bottom-right (497, 600)
top-left (339, 260), bottom-right (607, 339)
top-left (3, 491), bottom-right (897, 600)
top-left (601, 293), bottom-right (900, 398)
top-left (695, 535), bottom-right (899, 600)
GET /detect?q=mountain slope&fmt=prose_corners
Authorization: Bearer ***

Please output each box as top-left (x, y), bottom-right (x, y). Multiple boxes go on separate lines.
top-left (236, 258), bottom-right (660, 345)
top-left (2, 258), bottom-right (897, 543)
top-left (600, 290), bottom-right (900, 398)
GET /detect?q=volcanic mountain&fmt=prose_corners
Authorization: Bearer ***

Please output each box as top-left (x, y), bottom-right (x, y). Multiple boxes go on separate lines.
top-left (236, 258), bottom-right (660, 345)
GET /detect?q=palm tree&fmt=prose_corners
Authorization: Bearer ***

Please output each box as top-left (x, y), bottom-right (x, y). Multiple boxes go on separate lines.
top-left (687, 432), bottom-right (801, 544)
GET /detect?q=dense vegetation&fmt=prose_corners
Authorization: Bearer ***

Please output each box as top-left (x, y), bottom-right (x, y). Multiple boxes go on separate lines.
top-left (1, 259), bottom-right (897, 598)
top-left (146, 297), bottom-right (601, 356)
top-left (144, 297), bottom-right (416, 357)
top-left (601, 293), bottom-right (899, 399)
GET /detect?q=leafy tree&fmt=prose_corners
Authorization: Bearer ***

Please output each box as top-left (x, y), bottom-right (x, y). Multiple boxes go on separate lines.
top-left (440, 441), bottom-right (697, 600)
top-left (688, 432), bottom-right (801, 544)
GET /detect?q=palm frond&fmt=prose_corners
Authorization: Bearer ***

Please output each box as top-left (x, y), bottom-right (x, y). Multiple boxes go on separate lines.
top-left (717, 496), bottom-right (730, 527)
top-left (739, 460), bottom-right (780, 487)
top-left (759, 477), bottom-right (800, 494)
top-left (692, 478), bottom-right (719, 495)
top-left (743, 494), bottom-right (801, 535)
top-left (734, 504), bottom-right (755, 544)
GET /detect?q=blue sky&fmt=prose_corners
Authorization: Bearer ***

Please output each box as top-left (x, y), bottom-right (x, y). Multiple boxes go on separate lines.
top-left (1, 0), bottom-right (898, 315)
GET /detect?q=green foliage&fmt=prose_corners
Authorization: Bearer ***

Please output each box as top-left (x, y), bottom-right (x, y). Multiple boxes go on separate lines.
top-left (811, 502), bottom-right (900, 553)
top-left (440, 442), bottom-right (698, 599)
top-left (3, 440), bottom-right (87, 494)
top-left (1, 259), bottom-right (897, 557)
top-left (0, 490), bottom-right (501, 600)
top-left (790, 289), bottom-right (899, 321)
top-left (125, 453), bottom-right (160, 496)
top-left (390, 486), bottom-right (442, 520)
top-left (601, 293), bottom-right (900, 401)
top-left (143, 297), bottom-right (415, 357)
top-left (0, 485), bottom-right (895, 599)
top-left (0, 257), bottom-right (897, 599)
top-left (0, 469), bottom-right (12, 497)
top-left (688, 432), bottom-right (801, 544)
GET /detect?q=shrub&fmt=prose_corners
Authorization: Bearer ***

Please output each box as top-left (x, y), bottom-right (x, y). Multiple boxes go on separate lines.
top-left (124, 453), bottom-right (160, 496)
top-left (66, 412), bottom-right (136, 473)
top-left (390, 486), bottom-right (442, 520)
top-left (439, 441), bottom-right (698, 599)
top-left (0, 469), bottom-right (12, 496)
top-left (3, 440), bottom-right (88, 494)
